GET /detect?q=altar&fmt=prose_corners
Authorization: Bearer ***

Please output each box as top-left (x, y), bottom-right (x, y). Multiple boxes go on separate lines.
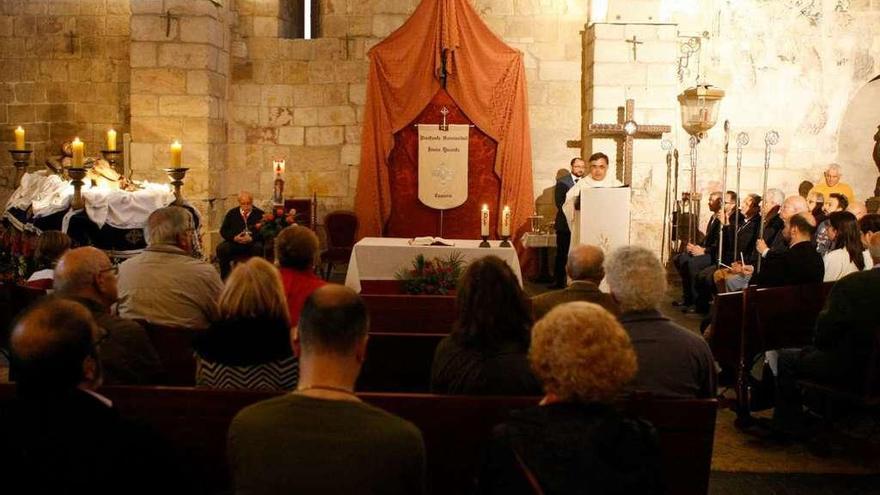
top-left (344, 237), bottom-right (523, 293)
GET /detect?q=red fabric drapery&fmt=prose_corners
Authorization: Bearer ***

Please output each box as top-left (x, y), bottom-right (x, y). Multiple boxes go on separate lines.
top-left (354, 0), bottom-right (535, 250)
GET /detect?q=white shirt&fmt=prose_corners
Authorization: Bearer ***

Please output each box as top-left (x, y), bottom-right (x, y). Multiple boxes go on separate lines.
top-left (822, 248), bottom-right (872, 282)
top-left (561, 175), bottom-right (624, 229)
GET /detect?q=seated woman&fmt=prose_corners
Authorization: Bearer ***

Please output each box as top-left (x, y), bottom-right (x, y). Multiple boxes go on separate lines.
top-left (478, 302), bottom-right (661, 494)
top-left (431, 256), bottom-right (541, 396)
top-left (25, 230), bottom-right (71, 290)
top-left (823, 211), bottom-right (872, 282)
top-left (194, 257), bottom-right (297, 390)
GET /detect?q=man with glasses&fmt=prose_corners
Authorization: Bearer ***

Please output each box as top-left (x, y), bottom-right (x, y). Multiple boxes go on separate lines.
top-left (54, 247), bottom-right (163, 385)
top-left (808, 163), bottom-right (855, 210)
top-left (2, 298), bottom-right (181, 492)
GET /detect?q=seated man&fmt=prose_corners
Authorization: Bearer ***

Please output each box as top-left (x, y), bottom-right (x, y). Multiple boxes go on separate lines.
top-left (1, 299), bottom-right (180, 493)
top-left (605, 246), bottom-right (716, 398)
top-left (748, 212), bottom-right (824, 287)
top-left (54, 247), bottom-right (164, 385)
top-left (771, 234), bottom-right (880, 438)
top-left (815, 192), bottom-right (847, 255)
top-left (671, 191), bottom-right (725, 310)
top-left (228, 285), bottom-right (426, 494)
top-left (118, 206), bottom-right (223, 329)
top-left (531, 244), bottom-right (618, 320)
top-left (275, 225), bottom-right (326, 324)
top-left (808, 163), bottom-right (856, 211)
top-left (217, 191), bottom-right (264, 279)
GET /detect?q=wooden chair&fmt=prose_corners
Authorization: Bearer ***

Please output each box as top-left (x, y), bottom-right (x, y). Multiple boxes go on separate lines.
top-left (320, 210), bottom-right (358, 280)
top-left (0, 385), bottom-right (718, 495)
top-left (139, 322), bottom-right (201, 386)
top-left (283, 198), bottom-right (316, 230)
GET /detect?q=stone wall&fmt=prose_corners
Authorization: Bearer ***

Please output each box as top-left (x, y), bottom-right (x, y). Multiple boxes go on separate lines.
top-left (0, 0), bottom-right (130, 194)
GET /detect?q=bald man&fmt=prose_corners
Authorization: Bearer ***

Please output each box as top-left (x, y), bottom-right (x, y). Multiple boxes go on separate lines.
top-left (3, 298), bottom-right (181, 493)
top-left (55, 247), bottom-right (163, 385)
top-left (217, 191), bottom-right (265, 279)
top-left (531, 244), bottom-right (618, 320)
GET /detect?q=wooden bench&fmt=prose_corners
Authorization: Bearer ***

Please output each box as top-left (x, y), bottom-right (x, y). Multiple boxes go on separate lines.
top-left (0, 384), bottom-right (717, 495)
top-left (709, 282), bottom-right (833, 423)
top-left (357, 332), bottom-right (445, 392)
top-left (138, 322), bottom-right (201, 386)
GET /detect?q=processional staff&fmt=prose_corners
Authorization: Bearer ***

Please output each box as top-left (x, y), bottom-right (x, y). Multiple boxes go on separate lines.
top-left (756, 130), bottom-right (780, 273)
top-left (732, 131), bottom-right (749, 257)
top-left (661, 139), bottom-right (674, 264)
top-left (717, 120), bottom-right (730, 267)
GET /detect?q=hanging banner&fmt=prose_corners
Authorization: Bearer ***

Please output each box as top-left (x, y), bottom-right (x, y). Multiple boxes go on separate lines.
top-left (417, 124), bottom-right (469, 209)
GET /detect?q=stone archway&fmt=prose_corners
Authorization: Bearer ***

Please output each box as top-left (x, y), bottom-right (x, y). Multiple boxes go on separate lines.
top-left (837, 76), bottom-right (880, 201)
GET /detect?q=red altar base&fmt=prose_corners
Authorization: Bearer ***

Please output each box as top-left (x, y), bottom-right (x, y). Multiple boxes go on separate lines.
top-left (360, 280), bottom-right (457, 334)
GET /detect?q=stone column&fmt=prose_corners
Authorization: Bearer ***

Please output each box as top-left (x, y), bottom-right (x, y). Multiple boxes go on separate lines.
top-left (129, 0), bottom-right (230, 251)
top-left (581, 22), bottom-right (679, 251)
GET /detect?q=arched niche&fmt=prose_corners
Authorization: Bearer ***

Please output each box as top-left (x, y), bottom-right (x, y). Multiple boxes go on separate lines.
top-left (837, 76), bottom-right (880, 201)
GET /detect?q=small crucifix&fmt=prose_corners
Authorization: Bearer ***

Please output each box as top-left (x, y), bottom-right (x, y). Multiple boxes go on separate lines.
top-left (162, 10), bottom-right (179, 38)
top-left (65, 31), bottom-right (77, 54)
top-left (625, 36), bottom-right (644, 62)
top-left (439, 106), bottom-right (450, 131)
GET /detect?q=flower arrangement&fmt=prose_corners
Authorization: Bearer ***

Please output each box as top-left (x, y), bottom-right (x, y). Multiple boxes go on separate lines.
top-left (255, 207), bottom-right (297, 240)
top-left (395, 251), bottom-right (466, 295)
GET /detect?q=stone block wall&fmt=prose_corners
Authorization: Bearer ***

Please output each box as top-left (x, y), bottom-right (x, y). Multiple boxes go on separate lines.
top-left (0, 0), bottom-right (131, 194)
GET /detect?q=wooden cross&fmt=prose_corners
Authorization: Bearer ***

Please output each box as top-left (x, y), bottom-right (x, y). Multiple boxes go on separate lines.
top-left (65, 31), bottom-right (77, 54)
top-left (568, 99), bottom-right (671, 185)
top-left (162, 10), bottom-right (178, 37)
top-left (625, 36), bottom-right (644, 61)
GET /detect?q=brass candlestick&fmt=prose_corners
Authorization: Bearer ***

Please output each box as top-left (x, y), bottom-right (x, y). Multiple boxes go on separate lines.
top-left (499, 235), bottom-right (511, 248)
top-left (479, 235), bottom-right (490, 248)
top-left (101, 149), bottom-right (123, 175)
top-left (8, 149), bottom-right (32, 188)
top-left (163, 167), bottom-right (189, 205)
top-left (68, 167), bottom-right (87, 210)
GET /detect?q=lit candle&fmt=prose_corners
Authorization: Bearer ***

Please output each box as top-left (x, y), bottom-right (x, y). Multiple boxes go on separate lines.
top-left (106, 129), bottom-right (117, 151)
top-left (71, 137), bottom-right (84, 167)
top-left (14, 126), bottom-right (25, 150)
top-left (481, 204), bottom-right (490, 237)
top-left (501, 205), bottom-right (511, 237)
top-left (170, 140), bottom-right (182, 167)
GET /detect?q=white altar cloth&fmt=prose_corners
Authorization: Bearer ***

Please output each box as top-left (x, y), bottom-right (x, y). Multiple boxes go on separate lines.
top-left (344, 237), bottom-right (523, 293)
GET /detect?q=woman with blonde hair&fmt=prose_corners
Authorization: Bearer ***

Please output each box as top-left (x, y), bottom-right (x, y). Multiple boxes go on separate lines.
top-left (478, 302), bottom-right (661, 494)
top-left (194, 257), bottom-right (297, 390)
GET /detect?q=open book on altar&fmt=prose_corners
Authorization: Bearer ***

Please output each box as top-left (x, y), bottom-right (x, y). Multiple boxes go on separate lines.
top-left (569, 187), bottom-right (631, 254)
top-left (410, 236), bottom-right (455, 246)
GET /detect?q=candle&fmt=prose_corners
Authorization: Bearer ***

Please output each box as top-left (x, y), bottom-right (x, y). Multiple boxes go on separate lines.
top-left (14, 126), bottom-right (25, 150)
top-left (71, 137), bottom-right (84, 167)
top-left (170, 140), bottom-right (182, 167)
top-left (106, 129), bottom-right (117, 151)
top-left (501, 205), bottom-right (511, 236)
top-left (481, 204), bottom-right (490, 237)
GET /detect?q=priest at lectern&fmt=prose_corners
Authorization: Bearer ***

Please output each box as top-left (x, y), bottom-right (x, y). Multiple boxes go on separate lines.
top-left (561, 153), bottom-right (625, 244)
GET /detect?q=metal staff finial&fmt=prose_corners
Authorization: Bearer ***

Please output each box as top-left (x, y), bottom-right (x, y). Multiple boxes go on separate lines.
top-left (757, 130), bottom-right (780, 273)
top-left (718, 120), bottom-right (730, 267)
top-left (732, 131), bottom-right (749, 259)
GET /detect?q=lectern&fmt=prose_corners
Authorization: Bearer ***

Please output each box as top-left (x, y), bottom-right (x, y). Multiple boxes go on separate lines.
top-left (571, 187), bottom-right (631, 254)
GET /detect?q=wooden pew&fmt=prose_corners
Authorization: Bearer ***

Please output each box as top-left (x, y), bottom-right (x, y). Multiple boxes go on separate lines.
top-left (138, 322), bottom-right (201, 386)
top-left (0, 385), bottom-right (717, 495)
top-left (362, 293), bottom-right (456, 334)
top-left (357, 332), bottom-right (445, 392)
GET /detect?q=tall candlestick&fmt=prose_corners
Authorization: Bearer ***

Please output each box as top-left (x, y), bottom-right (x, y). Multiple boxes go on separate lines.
top-left (501, 205), bottom-right (511, 236)
top-left (106, 129), bottom-right (117, 151)
top-left (481, 204), bottom-right (490, 237)
top-left (170, 140), bottom-right (182, 167)
top-left (14, 126), bottom-right (25, 150)
top-left (71, 137), bottom-right (84, 167)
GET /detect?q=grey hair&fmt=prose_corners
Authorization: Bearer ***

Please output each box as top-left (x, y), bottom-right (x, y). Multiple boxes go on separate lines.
top-left (826, 163), bottom-right (842, 174)
top-left (238, 191), bottom-right (253, 202)
top-left (604, 245), bottom-right (666, 312)
top-left (145, 206), bottom-right (193, 246)
top-left (53, 247), bottom-right (106, 295)
top-left (766, 188), bottom-right (784, 207)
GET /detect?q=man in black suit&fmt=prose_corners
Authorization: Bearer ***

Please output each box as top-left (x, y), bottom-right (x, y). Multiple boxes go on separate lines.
top-left (551, 157), bottom-right (586, 289)
top-left (671, 191), bottom-right (725, 310)
top-left (216, 191), bottom-right (264, 279)
top-left (1, 298), bottom-right (182, 493)
top-left (748, 212), bottom-right (824, 287)
top-left (771, 234), bottom-right (880, 437)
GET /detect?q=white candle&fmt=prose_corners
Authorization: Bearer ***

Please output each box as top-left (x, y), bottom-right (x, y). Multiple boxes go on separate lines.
top-left (14, 126), bottom-right (25, 150)
top-left (170, 140), bottom-right (182, 167)
top-left (481, 204), bottom-right (490, 237)
top-left (106, 129), bottom-right (117, 151)
top-left (501, 205), bottom-right (511, 236)
top-left (71, 137), bottom-right (84, 167)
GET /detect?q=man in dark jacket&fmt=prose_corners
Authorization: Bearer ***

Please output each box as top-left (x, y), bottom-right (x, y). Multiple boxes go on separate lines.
top-left (771, 234), bottom-right (880, 437)
top-left (749, 212), bottom-right (824, 287)
top-left (672, 191), bottom-right (725, 310)
top-left (551, 158), bottom-right (586, 289)
top-left (216, 191), bottom-right (264, 279)
top-left (1, 298), bottom-right (181, 494)
top-left (532, 244), bottom-right (618, 320)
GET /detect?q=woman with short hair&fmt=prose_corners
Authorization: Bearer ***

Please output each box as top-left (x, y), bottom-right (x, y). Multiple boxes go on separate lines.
top-left (478, 302), bottom-right (661, 494)
top-left (430, 256), bottom-right (540, 396)
top-left (194, 257), bottom-right (297, 390)
top-left (823, 211), bottom-right (872, 282)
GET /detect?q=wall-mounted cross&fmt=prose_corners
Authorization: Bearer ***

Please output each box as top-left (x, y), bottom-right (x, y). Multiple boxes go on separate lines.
top-left (162, 10), bottom-right (179, 38)
top-left (65, 31), bottom-right (78, 54)
top-left (625, 35), bottom-right (644, 61)
top-left (568, 99), bottom-right (671, 185)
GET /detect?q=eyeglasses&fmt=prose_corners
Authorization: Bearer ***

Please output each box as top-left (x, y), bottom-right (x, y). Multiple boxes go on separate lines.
top-left (99, 265), bottom-right (119, 276)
